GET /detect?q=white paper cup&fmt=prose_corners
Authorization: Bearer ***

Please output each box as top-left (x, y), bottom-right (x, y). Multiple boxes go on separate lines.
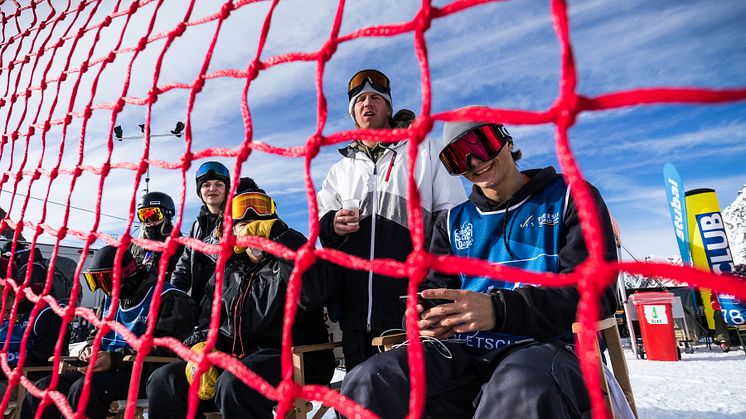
top-left (341, 199), bottom-right (360, 225)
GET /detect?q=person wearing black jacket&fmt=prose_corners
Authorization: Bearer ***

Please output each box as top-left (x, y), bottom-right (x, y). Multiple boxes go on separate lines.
top-left (147, 178), bottom-right (335, 418)
top-left (130, 191), bottom-right (185, 279)
top-left (25, 246), bottom-right (196, 419)
top-left (0, 250), bottom-right (62, 398)
top-left (171, 161), bottom-right (231, 306)
top-left (341, 119), bottom-right (619, 418)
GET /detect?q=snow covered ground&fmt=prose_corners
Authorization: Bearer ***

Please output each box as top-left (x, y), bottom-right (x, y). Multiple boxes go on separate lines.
top-left (626, 343), bottom-right (746, 418)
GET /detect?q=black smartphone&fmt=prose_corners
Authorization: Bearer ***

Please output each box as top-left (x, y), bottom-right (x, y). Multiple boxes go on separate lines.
top-left (62, 357), bottom-right (88, 367)
top-left (399, 293), bottom-right (442, 310)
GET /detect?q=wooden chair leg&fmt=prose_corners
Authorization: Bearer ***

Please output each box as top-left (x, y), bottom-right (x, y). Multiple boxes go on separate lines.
top-left (288, 350), bottom-right (310, 419)
top-left (602, 322), bottom-right (638, 418)
top-left (574, 318), bottom-right (638, 419)
top-left (13, 383), bottom-right (26, 419)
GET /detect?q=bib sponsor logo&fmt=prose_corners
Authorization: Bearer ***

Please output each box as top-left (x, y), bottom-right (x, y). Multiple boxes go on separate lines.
top-left (454, 221), bottom-right (473, 250)
top-left (521, 212), bottom-right (559, 228)
top-left (538, 212), bottom-right (560, 227)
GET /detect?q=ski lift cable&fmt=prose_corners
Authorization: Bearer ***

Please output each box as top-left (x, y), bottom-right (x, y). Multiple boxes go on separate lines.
top-left (2, 189), bottom-right (129, 222)
top-left (620, 243), bottom-right (670, 289)
top-left (621, 243), bottom-right (640, 262)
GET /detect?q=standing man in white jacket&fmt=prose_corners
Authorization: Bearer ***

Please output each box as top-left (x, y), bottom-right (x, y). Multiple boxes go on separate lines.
top-left (316, 69), bottom-right (465, 371)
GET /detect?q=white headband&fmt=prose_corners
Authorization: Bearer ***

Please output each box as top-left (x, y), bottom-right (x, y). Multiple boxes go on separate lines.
top-left (348, 81), bottom-right (393, 120)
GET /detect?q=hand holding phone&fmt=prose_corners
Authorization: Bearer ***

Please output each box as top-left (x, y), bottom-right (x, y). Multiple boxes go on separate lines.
top-left (399, 292), bottom-right (448, 311)
top-left (61, 356), bottom-right (88, 367)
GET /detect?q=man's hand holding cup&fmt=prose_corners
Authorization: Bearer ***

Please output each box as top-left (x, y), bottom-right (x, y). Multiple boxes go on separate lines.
top-left (334, 198), bottom-right (361, 236)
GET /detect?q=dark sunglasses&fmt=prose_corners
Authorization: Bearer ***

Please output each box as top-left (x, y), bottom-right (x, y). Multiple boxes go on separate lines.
top-left (347, 69), bottom-right (391, 100)
top-left (439, 124), bottom-right (512, 175)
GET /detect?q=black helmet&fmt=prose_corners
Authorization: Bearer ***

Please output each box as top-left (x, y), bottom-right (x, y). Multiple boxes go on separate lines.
top-left (83, 245), bottom-right (140, 295)
top-left (137, 191), bottom-right (175, 219)
top-left (195, 161), bottom-right (231, 198)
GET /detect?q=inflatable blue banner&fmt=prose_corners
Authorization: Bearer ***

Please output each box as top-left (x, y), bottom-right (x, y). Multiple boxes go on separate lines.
top-left (663, 163), bottom-right (691, 264)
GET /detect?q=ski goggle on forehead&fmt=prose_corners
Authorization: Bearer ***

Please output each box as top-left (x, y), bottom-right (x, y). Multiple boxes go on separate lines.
top-left (83, 259), bottom-right (138, 293)
top-left (347, 69), bottom-right (390, 100)
top-left (439, 124), bottom-right (512, 176)
top-left (196, 161), bottom-right (230, 180)
top-left (137, 206), bottom-right (164, 223)
top-left (232, 192), bottom-right (276, 221)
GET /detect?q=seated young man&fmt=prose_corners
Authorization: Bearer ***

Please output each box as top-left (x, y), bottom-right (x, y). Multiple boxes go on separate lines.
top-left (147, 177), bottom-right (335, 419)
top-left (24, 246), bottom-right (196, 419)
top-left (341, 119), bottom-right (619, 418)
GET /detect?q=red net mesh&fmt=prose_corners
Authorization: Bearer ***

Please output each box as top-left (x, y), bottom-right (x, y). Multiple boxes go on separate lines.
top-left (1, 1), bottom-right (745, 418)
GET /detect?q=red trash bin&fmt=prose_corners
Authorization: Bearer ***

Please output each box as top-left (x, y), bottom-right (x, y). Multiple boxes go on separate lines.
top-left (629, 291), bottom-right (678, 361)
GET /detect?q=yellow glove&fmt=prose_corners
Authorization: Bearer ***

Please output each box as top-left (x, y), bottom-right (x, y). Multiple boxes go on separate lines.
top-left (233, 219), bottom-right (277, 254)
top-left (185, 342), bottom-right (219, 400)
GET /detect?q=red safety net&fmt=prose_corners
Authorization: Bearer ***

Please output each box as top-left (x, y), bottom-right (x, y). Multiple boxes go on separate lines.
top-left (1, 1), bottom-right (746, 418)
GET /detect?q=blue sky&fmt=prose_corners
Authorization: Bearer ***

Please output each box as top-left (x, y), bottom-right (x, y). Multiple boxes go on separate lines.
top-left (1, 0), bottom-right (745, 262)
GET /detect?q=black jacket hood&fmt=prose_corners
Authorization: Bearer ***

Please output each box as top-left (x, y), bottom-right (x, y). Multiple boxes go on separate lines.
top-left (469, 167), bottom-right (562, 212)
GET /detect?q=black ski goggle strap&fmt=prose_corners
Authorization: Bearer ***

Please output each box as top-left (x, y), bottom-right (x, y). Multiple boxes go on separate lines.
top-left (348, 69), bottom-right (390, 100)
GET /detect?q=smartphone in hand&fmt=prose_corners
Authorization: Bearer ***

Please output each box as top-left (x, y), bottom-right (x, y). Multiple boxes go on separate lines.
top-left (61, 357), bottom-right (89, 367)
top-left (399, 292), bottom-right (444, 310)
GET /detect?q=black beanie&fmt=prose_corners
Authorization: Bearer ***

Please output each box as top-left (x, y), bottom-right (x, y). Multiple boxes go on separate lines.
top-left (236, 176), bottom-right (265, 195)
top-left (233, 177), bottom-right (276, 223)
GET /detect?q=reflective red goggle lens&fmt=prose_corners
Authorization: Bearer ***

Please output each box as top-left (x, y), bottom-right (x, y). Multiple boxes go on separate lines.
top-left (232, 192), bottom-right (276, 221)
top-left (439, 124), bottom-right (512, 175)
top-left (137, 206), bottom-right (164, 223)
top-left (347, 69), bottom-right (391, 100)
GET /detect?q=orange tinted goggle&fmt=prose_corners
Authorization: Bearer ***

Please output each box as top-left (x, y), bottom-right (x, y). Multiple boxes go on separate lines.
top-left (232, 192), bottom-right (276, 220)
top-left (83, 259), bottom-right (138, 293)
top-left (137, 206), bottom-right (164, 223)
top-left (83, 271), bottom-right (113, 293)
top-left (347, 69), bottom-right (390, 100)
